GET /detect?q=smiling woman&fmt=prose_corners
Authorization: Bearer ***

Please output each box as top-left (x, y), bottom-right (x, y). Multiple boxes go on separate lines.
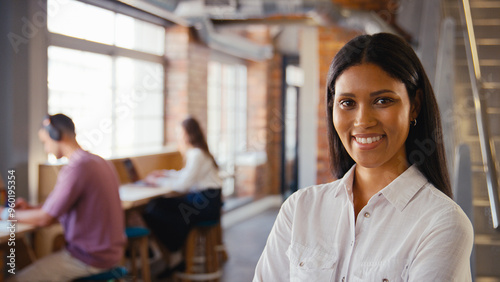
top-left (333, 64), bottom-right (416, 178)
top-left (253, 33), bottom-right (474, 282)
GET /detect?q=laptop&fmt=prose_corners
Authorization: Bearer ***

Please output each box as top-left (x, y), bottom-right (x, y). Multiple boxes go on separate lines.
top-left (123, 158), bottom-right (141, 183)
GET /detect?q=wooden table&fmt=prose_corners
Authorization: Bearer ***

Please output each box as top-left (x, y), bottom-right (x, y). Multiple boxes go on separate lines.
top-left (0, 184), bottom-right (175, 281)
top-left (119, 183), bottom-right (177, 210)
top-left (0, 221), bottom-right (37, 245)
top-left (0, 221), bottom-right (38, 282)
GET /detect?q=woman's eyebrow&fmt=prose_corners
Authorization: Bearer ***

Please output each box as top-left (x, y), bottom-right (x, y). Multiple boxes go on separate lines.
top-left (370, 89), bottom-right (397, 97)
top-left (336, 93), bottom-right (355, 97)
top-left (336, 90), bottom-right (397, 97)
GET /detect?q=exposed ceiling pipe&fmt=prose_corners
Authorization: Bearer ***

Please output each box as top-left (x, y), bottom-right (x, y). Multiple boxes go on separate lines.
top-left (187, 0), bottom-right (400, 60)
top-left (205, 0), bottom-right (400, 35)
top-left (192, 17), bottom-right (274, 61)
top-left (116, 0), bottom-right (401, 61)
top-left (308, 5), bottom-right (400, 35)
top-left (116, 0), bottom-right (190, 26)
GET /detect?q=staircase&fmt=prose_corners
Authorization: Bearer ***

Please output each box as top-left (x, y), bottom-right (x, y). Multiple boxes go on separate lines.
top-left (443, 0), bottom-right (500, 281)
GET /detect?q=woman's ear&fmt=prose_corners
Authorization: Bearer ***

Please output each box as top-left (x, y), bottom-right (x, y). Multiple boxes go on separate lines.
top-left (411, 89), bottom-right (423, 120)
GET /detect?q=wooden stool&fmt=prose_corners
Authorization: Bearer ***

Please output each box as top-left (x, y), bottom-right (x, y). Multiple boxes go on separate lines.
top-left (214, 222), bottom-right (228, 263)
top-left (74, 266), bottom-right (127, 281)
top-left (175, 221), bottom-right (222, 282)
top-left (125, 227), bottom-right (151, 282)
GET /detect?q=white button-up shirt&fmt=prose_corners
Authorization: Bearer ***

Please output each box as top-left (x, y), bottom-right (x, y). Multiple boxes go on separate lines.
top-left (254, 165), bottom-right (473, 282)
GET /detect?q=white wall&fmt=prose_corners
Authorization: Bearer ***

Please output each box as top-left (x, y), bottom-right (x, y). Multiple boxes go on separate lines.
top-left (298, 27), bottom-right (318, 189)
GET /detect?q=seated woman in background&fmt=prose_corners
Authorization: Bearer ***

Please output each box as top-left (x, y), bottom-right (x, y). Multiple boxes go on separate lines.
top-left (142, 116), bottom-right (222, 278)
top-left (254, 33), bottom-right (473, 281)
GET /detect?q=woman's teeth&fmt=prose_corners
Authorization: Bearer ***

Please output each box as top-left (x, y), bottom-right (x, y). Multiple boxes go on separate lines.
top-left (355, 136), bottom-right (382, 144)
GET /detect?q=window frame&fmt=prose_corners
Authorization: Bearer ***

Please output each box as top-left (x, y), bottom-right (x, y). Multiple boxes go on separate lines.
top-left (207, 51), bottom-right (248, 196)
top-left (46, 0), bottom-right (169, 158)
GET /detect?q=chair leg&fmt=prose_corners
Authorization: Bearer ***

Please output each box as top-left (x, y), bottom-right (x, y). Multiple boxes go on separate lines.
top-left (182, 228), bottom-right (198, 282)
top-left (205, 228), bottom-right (219, 282)
top-left (139, 237), bottom-right (151, 282)
top-left (130, 241), bottom-right (137, 282)
top-left (214, 223), bottom-right (228, 263)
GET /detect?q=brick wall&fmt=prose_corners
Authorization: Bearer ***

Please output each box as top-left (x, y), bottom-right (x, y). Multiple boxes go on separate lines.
top-left (187, 29), bottom-right (209, 131)
top-left (266, 53), bottom-right (283, 194)
top-left (165, 26), bottom-right (210, 144)
top-left (316, 26), bottom-right (361, 184)
top-left (247, 59), bottom-right (268, 153)
top-left (238, 26), bottom-right (283, 197)
top-left (235, 163), bottom-right (268, 197)
top-left (165, 25), bottom-right (189, 144)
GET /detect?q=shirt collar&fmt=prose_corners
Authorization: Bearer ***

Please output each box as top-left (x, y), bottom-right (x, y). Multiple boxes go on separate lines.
top-left (335, 164), bottom-right (356, 198)
top-left (379, 164), bottom-right (428, 212)
top-left (334, 164), bottom-right (429, 212)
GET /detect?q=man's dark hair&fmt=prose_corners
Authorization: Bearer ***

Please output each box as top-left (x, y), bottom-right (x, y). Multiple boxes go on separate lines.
top-left (44, 113), bottom-right (76, 138)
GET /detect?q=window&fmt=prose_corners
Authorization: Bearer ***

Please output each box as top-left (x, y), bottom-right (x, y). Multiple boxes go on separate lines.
top-left (207, 60), bottom-right (247, 196)
top-left (47, 0), bottom-right (165, 158)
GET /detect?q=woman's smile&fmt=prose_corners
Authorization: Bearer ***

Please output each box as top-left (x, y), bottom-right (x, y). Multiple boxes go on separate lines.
top-left (352, 134), bottom-right (385, 149)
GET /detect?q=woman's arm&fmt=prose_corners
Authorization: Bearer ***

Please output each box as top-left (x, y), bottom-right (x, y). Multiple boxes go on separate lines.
top-left (156, 149), bottom-right (207, 192)
top-left (408, 207), bottom-right (474, 281)
top-left (253, 195), bottom-right (295, 281)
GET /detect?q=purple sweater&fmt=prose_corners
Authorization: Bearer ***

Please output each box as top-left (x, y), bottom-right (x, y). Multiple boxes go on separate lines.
top-left (42, 149), bottom-right (126, 269)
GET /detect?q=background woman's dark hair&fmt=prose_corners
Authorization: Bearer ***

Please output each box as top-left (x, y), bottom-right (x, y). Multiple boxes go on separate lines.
top-left (181, 116), bottom-right (219, 169)
top-left (326, 33), bottom-right (452, 198)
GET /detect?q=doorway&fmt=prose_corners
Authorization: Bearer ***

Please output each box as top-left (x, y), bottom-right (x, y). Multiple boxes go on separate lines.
top-left (281, 56), bottom-right (302, 199)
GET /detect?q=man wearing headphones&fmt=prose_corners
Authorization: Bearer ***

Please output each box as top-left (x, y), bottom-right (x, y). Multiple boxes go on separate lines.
top-left (2, 114), bottom-right (126, 282)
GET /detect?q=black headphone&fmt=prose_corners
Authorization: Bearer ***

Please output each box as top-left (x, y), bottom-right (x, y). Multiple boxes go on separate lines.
top-left (43, 115), bottom-right (62, 141)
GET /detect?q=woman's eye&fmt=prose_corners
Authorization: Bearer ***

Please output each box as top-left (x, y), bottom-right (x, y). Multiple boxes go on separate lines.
top-left (339, 100), bottom-right (355, 108)
top-left (375, 98), bottom-right (394, 105)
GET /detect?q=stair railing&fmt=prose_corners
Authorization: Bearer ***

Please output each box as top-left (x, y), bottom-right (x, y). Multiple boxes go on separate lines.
top-left (458, 0), bottom-right (500, 230)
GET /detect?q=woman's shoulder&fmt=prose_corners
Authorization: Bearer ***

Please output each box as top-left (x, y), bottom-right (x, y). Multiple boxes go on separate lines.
top-left (187, 147), bottom-right (203, 154)
top-left (186, 147), bottom-right (208, 159)
top-left (419, 183), bottom-right (465, 213)
top-left (412, 183), bottom-right (472, 231)
top-left (285, 179), bottom-right (344, 207)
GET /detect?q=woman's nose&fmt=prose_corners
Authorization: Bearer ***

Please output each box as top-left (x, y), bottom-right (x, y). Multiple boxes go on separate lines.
top-left (354, 105), bottom-right (377, 128)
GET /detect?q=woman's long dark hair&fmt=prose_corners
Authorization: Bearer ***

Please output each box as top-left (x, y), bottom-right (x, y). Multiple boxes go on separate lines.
top-left (181, 116), bottom-right (219, 169)
top-left (326, 33), bottom-right (452, 198)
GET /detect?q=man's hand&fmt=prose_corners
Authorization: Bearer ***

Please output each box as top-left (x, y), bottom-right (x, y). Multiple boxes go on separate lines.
top-left (15, 198), bottom-right (31, 210)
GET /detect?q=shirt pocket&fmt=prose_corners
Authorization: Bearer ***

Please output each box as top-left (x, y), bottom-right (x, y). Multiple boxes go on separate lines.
top-left (286, 242), bottom-right (338, 282)
top-left (352, 259), bottom-right (410, 282)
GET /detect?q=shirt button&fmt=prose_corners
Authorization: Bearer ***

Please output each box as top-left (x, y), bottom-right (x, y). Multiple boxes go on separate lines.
top-left (299, 262), bottom-right (304, 267)
top-left (364, 212), bottom-right (371, 218)
top-left (382, 279), bottom-right (389, 282)
top-left (342, 277), bottom-right (345, 282)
